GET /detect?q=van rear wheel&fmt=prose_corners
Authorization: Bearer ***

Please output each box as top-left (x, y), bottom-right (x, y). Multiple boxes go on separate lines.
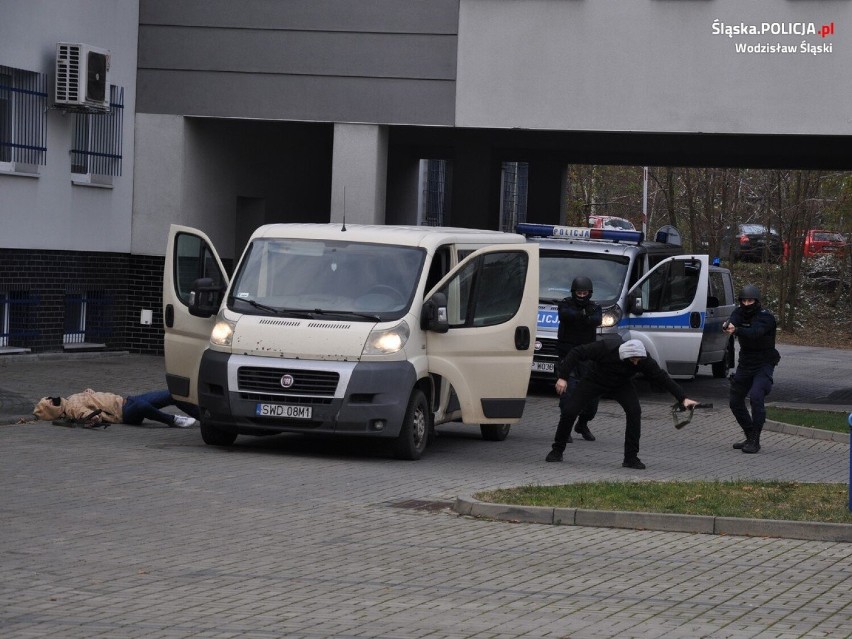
top-left (480, 424), bottom-right (511, 441)
top-left (392, 389), bottom-right (430, 460)
top-left (200, 420), bottom-right (238, 446)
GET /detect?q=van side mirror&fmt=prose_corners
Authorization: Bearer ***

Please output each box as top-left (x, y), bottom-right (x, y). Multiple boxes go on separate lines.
top-left (420, 292), bottom-right (449, 333)
top-left (188, 277), bottom-right (224, 318)
top-left (707, 295), bottom-right (720, 309)
top-left (629, 296), bottom-right (644, 315)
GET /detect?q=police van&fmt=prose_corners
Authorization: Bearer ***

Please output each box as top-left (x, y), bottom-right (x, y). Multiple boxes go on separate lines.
top-left (519, 223), bottom-right (735, 380)
top-left (162, 223), bottom-right (539, 460)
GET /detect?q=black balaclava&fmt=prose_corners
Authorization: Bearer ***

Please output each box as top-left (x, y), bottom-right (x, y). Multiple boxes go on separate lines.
top-left (571, 276), bottom-right (593, 307)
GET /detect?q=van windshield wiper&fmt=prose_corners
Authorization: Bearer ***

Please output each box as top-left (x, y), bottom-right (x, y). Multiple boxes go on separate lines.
top-left (235, 298), bottom-right (280, 314)
top-left (235, 299), bottom-right (313, 318)
top-left (309, 309), bottom-right (381, 322)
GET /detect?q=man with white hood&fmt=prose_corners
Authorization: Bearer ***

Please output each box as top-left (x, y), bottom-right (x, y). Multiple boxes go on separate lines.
top-left (546, 338), bottom-right (699, 469)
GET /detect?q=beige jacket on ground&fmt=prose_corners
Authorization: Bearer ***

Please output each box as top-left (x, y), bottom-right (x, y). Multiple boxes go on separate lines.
top-left (33, 390), bottom-right (125, 423)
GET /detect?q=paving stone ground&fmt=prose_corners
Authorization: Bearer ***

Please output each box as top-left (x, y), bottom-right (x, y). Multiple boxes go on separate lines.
top-left (0, 352), bottom-right (850, 638)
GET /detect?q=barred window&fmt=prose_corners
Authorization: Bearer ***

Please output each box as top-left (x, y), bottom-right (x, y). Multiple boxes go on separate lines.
top-left (64, 289), bottom-right (112, 346)
top-left (71, 84), bottom-right (123, 181)
top-left (0, 65), bottom-right (48, 171)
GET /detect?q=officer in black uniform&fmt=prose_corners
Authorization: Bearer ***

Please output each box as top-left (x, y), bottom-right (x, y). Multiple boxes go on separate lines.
top-left (724, 284), bottom-right (779, 454)
top-left (555, 276), bottom-right (602, 442)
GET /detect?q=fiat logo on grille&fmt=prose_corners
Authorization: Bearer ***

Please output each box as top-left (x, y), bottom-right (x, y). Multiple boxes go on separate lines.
top-left (280, 374), bottom-right (295, 388)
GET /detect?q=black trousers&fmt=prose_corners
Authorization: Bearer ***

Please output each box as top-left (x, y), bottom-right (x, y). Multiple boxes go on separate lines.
top-left (554, 379), bottom-right (642, 460)
top-left (729, 362), bottom-right (775, 432)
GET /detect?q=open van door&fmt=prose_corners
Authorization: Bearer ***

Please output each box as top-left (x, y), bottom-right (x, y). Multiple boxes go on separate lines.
top-left (163, 225), bottom-right (229, 403)
top-left (623, 255), bottom-right (709, 379)
top-left (424, 245), bottom-right (538, 424)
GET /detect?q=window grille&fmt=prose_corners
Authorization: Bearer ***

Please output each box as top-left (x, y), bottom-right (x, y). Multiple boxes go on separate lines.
top-left (0, 288), bottom-right (39, 348)
top-left (0, 293), bottom-right (8, 348)
top-left (64, 289), bottom-right (112, 345)
top-left (71, 84), bottom-right (123, 177)
top-left (420, 159), bottom-right (448, 226)
top-left (0, 65), bottom-right (48, 166)
top-left (499, 162), bottom-right (528, 233)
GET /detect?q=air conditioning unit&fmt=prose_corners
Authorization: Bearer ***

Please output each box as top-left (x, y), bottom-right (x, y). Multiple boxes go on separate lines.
top-left (55, 43), bottom-right (111, 112)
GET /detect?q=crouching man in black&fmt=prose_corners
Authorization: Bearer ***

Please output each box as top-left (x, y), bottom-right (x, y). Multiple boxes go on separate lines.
top-left (546, 338), bottom-right (699, 469)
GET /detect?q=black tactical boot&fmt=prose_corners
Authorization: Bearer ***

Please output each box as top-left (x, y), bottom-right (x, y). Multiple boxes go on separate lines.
top-left (545, 444), bottom-right (565, 462)
top-left (622, 458), bottom-right (646, 470)
top-left (742, 429), bottom-right (761, 454)
top-left (733, 429), bottom-right (753, 450)
top-left (574, 420), bottom-right (596, 441)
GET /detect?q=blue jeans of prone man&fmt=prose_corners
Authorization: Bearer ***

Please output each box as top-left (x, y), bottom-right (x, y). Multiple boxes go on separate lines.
top-left (728, 362), bottom-right (774, 435)
top-left (122, 390), bottom-right (200, 427)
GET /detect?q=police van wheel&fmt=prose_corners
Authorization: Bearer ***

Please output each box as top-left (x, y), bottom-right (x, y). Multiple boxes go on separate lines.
top-left (480, 424), bottom-right (511, 441)
top-left (393, 389), bottom-right (430, 460)
top-left (200, 420), bottom-right (238, 446)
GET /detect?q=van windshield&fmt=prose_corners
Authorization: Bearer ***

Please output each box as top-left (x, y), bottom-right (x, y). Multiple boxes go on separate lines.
top-left (228, 239), bottom-right (426, 321)
top-left (539, 250), bottom-right (630, 305)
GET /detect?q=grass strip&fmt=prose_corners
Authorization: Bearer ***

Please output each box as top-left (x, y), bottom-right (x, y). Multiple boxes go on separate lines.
top-left (476, 481), bottom-right (852, 523)
top-left (766, 407), bottom-right (850, 434)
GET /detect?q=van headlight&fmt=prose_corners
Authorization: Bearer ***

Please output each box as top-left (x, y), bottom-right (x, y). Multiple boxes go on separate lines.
top-left (210, 310), bottom-right (236, 347)
top-left (601, 304), bottom-right (623, 328)
top-left (364, 320), bottom-right (410, 355)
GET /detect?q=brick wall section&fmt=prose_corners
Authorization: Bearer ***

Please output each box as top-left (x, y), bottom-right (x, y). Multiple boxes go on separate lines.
top-left (0, 249), bottom-right (167, 355)
top-left (127, 254), bottom-right (167, 355)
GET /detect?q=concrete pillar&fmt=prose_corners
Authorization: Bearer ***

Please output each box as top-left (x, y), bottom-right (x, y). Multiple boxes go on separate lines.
top-left (330, 123), bottom-right (388, 225)
top-left (132, 114), bottom-right (186, 255)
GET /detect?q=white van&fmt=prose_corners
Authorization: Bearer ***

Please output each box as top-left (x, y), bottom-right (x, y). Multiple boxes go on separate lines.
top-left (163, 223), bottom-right (539, 459)
top-left (519, 223), bottom-right (734, 380)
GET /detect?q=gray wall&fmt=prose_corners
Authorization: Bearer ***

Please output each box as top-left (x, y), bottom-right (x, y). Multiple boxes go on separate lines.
top-left (132, 115), bottom-right (333, 259)
top-left (137, 0), bottom-right (458, 126)
top-left (137, 0), bottom-right (851, 136)
top-left (131, 0), bottom-right (852, 245)
top-left (0, 0), bottom-right (139, 253)
top-left (456, 0), bottom-right (852, 136)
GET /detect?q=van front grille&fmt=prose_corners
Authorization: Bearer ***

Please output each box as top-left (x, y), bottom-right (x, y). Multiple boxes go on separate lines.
top-left (238, 367), bottom-right (339, 396)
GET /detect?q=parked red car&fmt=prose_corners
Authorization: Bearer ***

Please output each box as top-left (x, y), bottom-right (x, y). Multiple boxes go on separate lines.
top-left (803, 230), bottom-right (846, 258)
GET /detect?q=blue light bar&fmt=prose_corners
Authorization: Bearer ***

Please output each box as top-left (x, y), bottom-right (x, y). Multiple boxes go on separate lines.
top-left (516, 223), bottom-right (644, 243)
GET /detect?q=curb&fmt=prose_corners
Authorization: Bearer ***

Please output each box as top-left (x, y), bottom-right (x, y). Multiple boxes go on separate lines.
top-left (0, 350), bottom-right (130, 366)
top-left (453, 494), bottom-right (852, 543)
top-left (764, 419), bottom-right (850, 444)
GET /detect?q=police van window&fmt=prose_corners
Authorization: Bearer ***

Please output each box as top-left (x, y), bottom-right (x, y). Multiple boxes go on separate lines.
top-left (637, 259), bottom-right (701, 313)
top-left (708, 272), bottom-right (725, 307)
top-left (628, 257), bottom-right (644, 288)
top-left (437, 251), bottom-right (529, 328)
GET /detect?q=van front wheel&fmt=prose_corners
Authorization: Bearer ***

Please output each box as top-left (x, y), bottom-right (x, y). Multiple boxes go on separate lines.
top-left (200, 420), bottom-right (238, 446)
top-left (480, 424), bottom-right (511, 441)
top-left (392, 389), bottom-right (430, 460)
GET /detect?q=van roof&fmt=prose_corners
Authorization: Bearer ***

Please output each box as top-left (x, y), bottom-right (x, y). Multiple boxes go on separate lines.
top-left (251, 223), bottom-right (525, 249)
